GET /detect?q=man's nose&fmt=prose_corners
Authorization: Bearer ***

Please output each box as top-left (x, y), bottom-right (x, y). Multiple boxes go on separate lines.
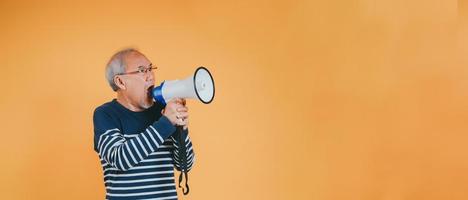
top-left (146, 71), bottom-right (154, 83)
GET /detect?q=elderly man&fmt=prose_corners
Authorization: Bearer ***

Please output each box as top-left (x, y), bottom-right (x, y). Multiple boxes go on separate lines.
top-left (93, 48), bottom-right (195, 200)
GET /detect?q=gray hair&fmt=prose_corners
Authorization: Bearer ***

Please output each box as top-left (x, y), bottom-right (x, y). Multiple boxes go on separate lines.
top-left (105, 48), bottom-right (140, 91)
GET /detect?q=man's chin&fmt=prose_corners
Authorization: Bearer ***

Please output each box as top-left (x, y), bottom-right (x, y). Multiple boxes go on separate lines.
top-left (142, 96), bottom-right (154, 108)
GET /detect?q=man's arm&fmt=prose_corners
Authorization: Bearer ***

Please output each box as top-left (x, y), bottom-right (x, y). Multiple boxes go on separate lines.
top-left (171, 129), bottom-right (195, 172)
top-left (93, 107), bottom-right (175, 171)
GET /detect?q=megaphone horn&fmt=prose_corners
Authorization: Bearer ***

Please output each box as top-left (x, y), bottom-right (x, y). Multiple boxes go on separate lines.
top-left (152, 66), bottom-right (215, 105)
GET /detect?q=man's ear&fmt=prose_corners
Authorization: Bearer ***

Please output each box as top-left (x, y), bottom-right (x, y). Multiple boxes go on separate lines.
top-left (114, 76), bottom-right (126, 90)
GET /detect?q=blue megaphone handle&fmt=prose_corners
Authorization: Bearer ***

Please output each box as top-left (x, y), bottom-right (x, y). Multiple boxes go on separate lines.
top-left (152, 81), bottom-right (166, 106)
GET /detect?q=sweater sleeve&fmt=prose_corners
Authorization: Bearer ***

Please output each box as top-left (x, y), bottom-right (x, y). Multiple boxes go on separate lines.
top-left (93, 107), bottom-right (176, 171)
top-left (171, 129), bottom-right (195, 172)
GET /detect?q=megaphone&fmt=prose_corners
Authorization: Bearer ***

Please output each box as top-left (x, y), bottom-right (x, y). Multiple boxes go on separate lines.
top-left (151, 66), bottom-right (215, 195)
top-left (151, 66), bottom-right (215, 105)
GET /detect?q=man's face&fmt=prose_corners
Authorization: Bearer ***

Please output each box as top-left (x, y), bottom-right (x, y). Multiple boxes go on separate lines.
top-left (120, 52), bottom-right (155, 109)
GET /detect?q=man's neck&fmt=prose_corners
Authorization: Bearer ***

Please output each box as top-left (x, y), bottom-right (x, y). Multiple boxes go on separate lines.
top-left (116, 92), bottom-right (149, 112)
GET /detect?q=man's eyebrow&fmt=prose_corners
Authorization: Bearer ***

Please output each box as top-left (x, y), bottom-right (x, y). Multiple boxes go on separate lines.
top-left (137, 64), bottom-right (152, 69)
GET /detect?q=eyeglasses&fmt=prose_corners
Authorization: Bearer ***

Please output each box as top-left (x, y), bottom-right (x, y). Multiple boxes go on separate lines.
top-left (117, 65), bottom-right (158, 76)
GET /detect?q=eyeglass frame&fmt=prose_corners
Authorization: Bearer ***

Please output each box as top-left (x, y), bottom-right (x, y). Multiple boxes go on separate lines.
top-left (116, 64), bottom-right (158, 76)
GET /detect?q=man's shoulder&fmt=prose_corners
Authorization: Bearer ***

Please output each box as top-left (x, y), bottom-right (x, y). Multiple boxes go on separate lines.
top-left (93, 99), bottom-right (163, 117)
top-left (93, 99), bottom-right (119, 116)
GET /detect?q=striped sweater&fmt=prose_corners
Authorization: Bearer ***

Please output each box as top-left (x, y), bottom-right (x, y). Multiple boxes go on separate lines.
top-left (93, 99), bottom-right (195, 200)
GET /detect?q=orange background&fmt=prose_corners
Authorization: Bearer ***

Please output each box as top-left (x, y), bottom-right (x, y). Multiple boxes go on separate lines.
top-left (1, 0), bottom-right (468, 199)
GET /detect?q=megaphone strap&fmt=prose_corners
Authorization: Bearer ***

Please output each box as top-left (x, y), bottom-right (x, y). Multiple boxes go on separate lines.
top-left (175, 126), bottom-right (190, 195)
top-left (178, 171), bottom-right (190, 195)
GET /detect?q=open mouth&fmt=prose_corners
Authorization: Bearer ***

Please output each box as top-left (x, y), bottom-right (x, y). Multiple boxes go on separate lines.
top-left (147, 85), bottom-right (154, 97)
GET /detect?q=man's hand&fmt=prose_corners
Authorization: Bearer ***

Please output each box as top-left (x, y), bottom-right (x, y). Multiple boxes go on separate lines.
top-left (162, 98), bottom-right (189, 130)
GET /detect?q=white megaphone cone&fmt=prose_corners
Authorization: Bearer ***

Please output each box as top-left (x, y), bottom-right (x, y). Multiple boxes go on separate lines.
top-left (151, 66), bottom-right (215, 105)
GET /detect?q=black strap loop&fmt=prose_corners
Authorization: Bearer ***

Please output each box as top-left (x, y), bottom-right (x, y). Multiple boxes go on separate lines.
top-left (176, 126), bottom-right (190, 195)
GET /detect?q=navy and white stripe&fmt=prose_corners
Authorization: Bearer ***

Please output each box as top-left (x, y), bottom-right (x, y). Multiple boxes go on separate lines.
top-left (171, 135), bottom-right (195, 171)
top-left (93, 99), bottom-right (195, 200)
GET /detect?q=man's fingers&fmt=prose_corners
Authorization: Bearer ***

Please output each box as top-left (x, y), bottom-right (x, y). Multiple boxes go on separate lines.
top-left (167, 102), bottom-right (183, 112)
top-left (179, 98), bottom-right (186, 105)
top-left (172, 98), bottom-right (186, 105)
top-left (178, 112), bottom-right (189, 118)
top-left (176, 118), bottom-right (187, 126)
top-left (177, 107), bottom-right (188, 112)
top-left (165, 99), bottom-right (188, 126)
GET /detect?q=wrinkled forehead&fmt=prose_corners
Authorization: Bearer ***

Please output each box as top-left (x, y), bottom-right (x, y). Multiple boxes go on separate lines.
top-left (124, 51), bottom-right (151, 71)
